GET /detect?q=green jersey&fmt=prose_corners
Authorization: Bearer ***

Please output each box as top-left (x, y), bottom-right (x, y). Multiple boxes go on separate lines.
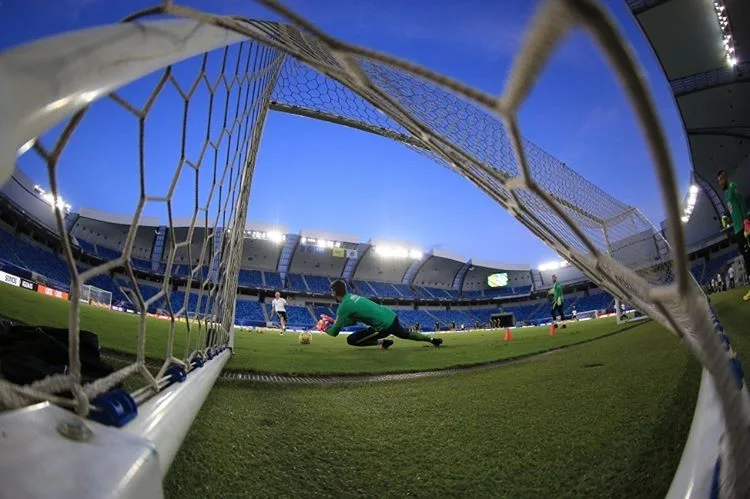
top-left (552, 280), bottom-right (563, 303)
top-left (725, 181), bottom-right (747, 235)
top-left (326, 293), bottom-right (397, 337)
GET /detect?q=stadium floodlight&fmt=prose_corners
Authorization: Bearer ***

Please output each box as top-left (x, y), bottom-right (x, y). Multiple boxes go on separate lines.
top-left (33, 185), bottom-right (72, 213)
top-left (680, 184), bottom-right (699, 224)
top-left (266, 231), bottom-right (284, 244)
top-left (712, 0), bottom-right (736, 67)
top-left (537, 260), bottom-right (569, 272)
top-left (374, 245), bottom-right (422, 259)
top-left (1, 0), bottom-right (748, 497)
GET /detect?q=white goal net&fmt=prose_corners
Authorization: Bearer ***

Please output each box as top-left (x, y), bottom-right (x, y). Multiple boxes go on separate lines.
top-left (0, 0), bottom-right (747, 497)
top-left (80, 284), bottom-right (112, 309)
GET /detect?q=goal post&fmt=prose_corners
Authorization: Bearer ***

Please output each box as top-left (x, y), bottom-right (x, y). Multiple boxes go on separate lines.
top-left (0, 0), bottom-right (747, 497)
top-left (0, 13), bottom-right (283, 498)
top-left (80, 284), bottom-right (112, 309)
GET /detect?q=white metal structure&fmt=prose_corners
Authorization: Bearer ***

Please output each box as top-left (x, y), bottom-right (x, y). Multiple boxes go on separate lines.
top-left (80, 284), bottom-right (113, 309)
top-left (0, 0), bottom-right (747, 497)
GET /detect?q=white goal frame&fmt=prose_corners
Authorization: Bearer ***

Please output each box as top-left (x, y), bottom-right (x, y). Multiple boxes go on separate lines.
top-left (0, 1), bottom-right (748, 498)
top-left (80, 283), bottom-right (113, 309)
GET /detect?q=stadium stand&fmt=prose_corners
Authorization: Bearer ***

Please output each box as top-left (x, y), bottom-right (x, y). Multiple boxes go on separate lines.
top-left (703, 250), bottom-right (739, 285)
top-left (430, 309), bottom-right (477, 327)
top-left (0, 218), bottom-right (735, 336)
top-left (238, 269), bottom-right (263, 288)
top-left (368, 281), bottom-right (401, 298)
top-left (392, 283), bottom-right (416, 298)
top-left (0, 229), bottom-right (69, 284)
top-left (286, 273), bottom-right (308, 292)
top-left (234, 300), bottom-right (266, 326)
top-left (77, 238), bottom-right (97, 255)
top-left (96, 245), bottom-right (122, 261)
top-left (132, 258), bottom-right (152, 273)
top-left (265, 304), bottom-right (314, 327)
top-left (394, 309), bottom-right (438, 330)
top-left (264, 271), bottom-right (283, 290)
top-left (305, 274), bottom-right (332, 294)
top-left (313, 304), bottom-right (335, 319)
top-left (485, 287), bottom-right (514, 298)
top-left (575, 292), bottom-right (614, 312)
top-left (690, 261), bottom-right (705, 283)
top-left (353, 280), bottom-right (376, 297)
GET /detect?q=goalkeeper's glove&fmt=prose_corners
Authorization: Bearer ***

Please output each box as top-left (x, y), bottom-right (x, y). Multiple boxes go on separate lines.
top-left (556, 298), bottom-right (562, 307)
top-left (316, 319), bottom-right (330, 332)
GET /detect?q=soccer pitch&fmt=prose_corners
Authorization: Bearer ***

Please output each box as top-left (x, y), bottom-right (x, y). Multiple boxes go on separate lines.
top-left (2, 284), bottom-right (749, 497)
top-left (0, 283), bottom-right (630, 375)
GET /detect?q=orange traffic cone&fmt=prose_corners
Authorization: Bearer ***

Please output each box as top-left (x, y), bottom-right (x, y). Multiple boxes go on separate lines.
top-left (504, 327), bottom-right (512, 342)
top-left (549, 323), bottom-right (556, 336)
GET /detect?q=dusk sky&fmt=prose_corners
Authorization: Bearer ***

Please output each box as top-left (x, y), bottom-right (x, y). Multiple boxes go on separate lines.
top-left (0, 0), bottom-right (693, 267)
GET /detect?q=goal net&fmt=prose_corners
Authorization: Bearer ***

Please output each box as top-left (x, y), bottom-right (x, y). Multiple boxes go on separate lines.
top-left (0, 0), bottom-right (747, 497)
top-left (80, 284), bottom-right (112, 309)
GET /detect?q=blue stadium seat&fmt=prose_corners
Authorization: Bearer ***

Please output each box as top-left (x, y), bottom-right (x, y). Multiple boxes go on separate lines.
top-left (485, 287), bottom-right (514, 298)
top-left (513, 285), bottom-right (532, 295)
top-left (264, 271), bottom-right (283, 290)
top-left (0, 228), bottom-right (70, 285)
top-left (392, 283), bottom-right (416, 298)
top-left (462, 289), bottom-right (484, 300)
top-left (96, 245), bottom-right (122, 261)
top-left (353, 280), bottom-right (377, 297)
top-left (704, 251), bottom-right (738, 285)
top-left (690, 262), bottom-right (704, 283)
top-left (131, 258), bottom-right (153, 273)
top-left (305, 275), bottom-right (332, 294)
top-left (265, 304), bottom-right (314, 328)
top-left (286, 273), bottom-right (308, 292)
top-left (430, 309), bottom-right (477, 327)
top-left (394, 309), bottom-right (438, 330)
top-left (77, 239), bottom-right (97, 255)
top-left (234, 300), bottom-right (266, 326)
top-left (574, 292), bottom-right (613, 312)
top-left (313, 304), bottom-right (335, 319)
top-left (368, 281), bottom-right (401, 298)
top-left (238, 269), bottom-right (263, 287)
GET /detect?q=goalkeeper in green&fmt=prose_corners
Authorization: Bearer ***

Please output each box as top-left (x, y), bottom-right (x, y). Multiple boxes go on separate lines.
top-left (549, 274), bottom-right (565, 323)
top-left (319, 280), bottom-right (443, 350)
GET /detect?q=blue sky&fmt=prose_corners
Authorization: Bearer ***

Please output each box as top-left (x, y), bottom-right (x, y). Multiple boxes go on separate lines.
top-left (0, 0), bottom-right (693, 267)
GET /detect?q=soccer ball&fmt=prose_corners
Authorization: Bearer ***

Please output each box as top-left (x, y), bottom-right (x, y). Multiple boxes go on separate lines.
top-left (299, 332), bottom-right (312, 345)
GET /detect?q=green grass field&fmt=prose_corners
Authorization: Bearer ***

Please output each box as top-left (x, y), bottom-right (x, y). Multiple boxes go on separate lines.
top-left (164, 288), bottom-right (750, 498)
top-left (3, 282), bottom-right (750, 497)
top-left (0, 283), bottom-right (633, 374)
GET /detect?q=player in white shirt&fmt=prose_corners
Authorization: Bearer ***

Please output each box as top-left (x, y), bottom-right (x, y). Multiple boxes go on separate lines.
top-left (271, 291), bottom-right (288, 334)
top-left (728, 266), bottom-right (736, 289)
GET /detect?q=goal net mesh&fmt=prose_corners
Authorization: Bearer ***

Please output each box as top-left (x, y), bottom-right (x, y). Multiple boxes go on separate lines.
top-left (0, 34), bottom-right (284, 418)
top-left (0, 0), bottom-right (747, 496)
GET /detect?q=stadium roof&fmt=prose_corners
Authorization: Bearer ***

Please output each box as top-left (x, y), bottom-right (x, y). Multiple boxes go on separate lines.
top-left (629, 0), bottom-right (750, 194)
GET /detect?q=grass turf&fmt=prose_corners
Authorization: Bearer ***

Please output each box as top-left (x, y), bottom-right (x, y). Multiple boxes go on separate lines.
top-left (0, 282), bottom-right (633, 374)
top-left (163, 288), bottom-right (750, 498)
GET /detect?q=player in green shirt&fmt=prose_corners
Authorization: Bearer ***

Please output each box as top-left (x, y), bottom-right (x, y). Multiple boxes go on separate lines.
top-left (319, 280), bottom-right (443, 349)
top-left (717, 170), bottom-right (750, 300)
top-left (549, 274), bottom-right (565, 324)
